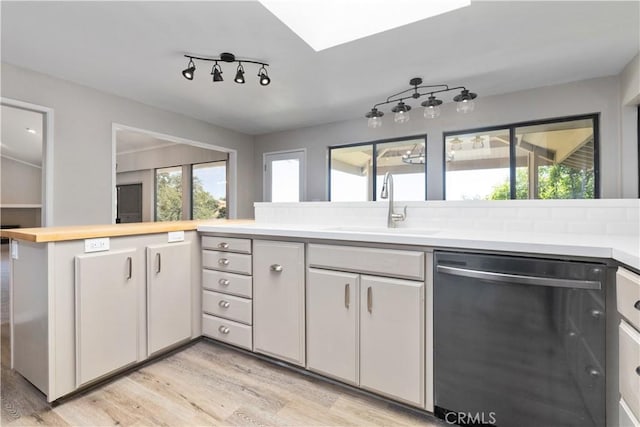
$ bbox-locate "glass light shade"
[424,105,441,119]
[368,116,382,128]
[394,110,410,124]
[456,98,475,113]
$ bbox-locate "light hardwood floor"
[0,247,444,427]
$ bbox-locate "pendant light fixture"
[365,77,477,128]
[181,52,270,86]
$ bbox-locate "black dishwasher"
[434,251,606,427]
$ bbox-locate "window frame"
[442,113,600,200]
[328,134,427,201]
[190,159,229,220]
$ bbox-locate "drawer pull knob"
[218,242,229,249]
[636,366,640,377]
[589,309,603,319]
[270,264,283,272]
[218,258,230,266]
[218,326,230,334]
[219,278,230,286]
[634,300,640,311]
[218,300,230,308]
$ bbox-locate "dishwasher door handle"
[436,265,601,290]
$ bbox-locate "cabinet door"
[147,242,192,355]
[75,249,139,386]
[307,268,359,384]
[360,275,424,407]
[253,240,305,365]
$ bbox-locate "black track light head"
[234,63,245,84]
[258,66,270,86]
[182,59,196,80]
[211,63,223,82]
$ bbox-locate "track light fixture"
[181,52,270,86]
[182,59,196,80]
[365,77,478,128]
[234,63,245,84]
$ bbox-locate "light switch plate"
[85,237,110,253]
[168,231,185,242]
[10,240,18,259]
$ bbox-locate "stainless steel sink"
[325,226,439,235]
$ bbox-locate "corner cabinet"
[253,240,305,366]
[146,242,192,355]
[75,248,141,387]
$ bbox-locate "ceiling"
[116,130,177,154]
[1,1,638,135]
[1,105,43,167]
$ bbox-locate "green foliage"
[192,176,226,219]
[489,165,594,200]
[156,172,182,221]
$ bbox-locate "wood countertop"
[0,219,256,243]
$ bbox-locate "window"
[264,150,305,202]
[155,166,182,221]
[192,161,227,219]
[444,115,598,200]
[329,136,426,201]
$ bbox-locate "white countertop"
[197,223,640,271]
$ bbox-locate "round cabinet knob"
[636,366,640,377]
[218,278,230,286]
[634,300,640,311]
[218,300,230,308]
[218,242,229,249]
[589,309,603,319]
[218,258,230,266]
[270,264,283,272]
[218,326,230,334]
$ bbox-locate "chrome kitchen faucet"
[380,172,407,228]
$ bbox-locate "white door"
[263,150,305,202]
[359,275,425,407]
[307,268,359,384]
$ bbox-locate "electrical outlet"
[84,237,110,253]
[10,240,18,259]
[168,231,185,243]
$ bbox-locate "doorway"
[116,183,142,223]
[263,149,306,202]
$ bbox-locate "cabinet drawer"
[202,314,252,351]
[308,244,424,280]
[620,320,640,421]
[203,269,252,298]
[621,398,640,427]
[618,267,640,331]
[203,290,252,325]
[202,236,251,254]
[203,250,252,275]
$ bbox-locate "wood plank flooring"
[0,246,445,426]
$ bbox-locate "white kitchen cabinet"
[306,267,425,407]
[74,248,140,387]
[146,242,192,355]
[307,268,359,384]
[360,275,424,407]
[253,240,305,366]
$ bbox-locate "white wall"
[255,75,634,201]
[1,156,41,204]
[1,63,255,225]
[117,142,227,173]
[620,53,640,198]
[1,156,42,227]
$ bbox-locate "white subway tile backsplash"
[254,200,638,241]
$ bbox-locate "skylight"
[259,0,471,51]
